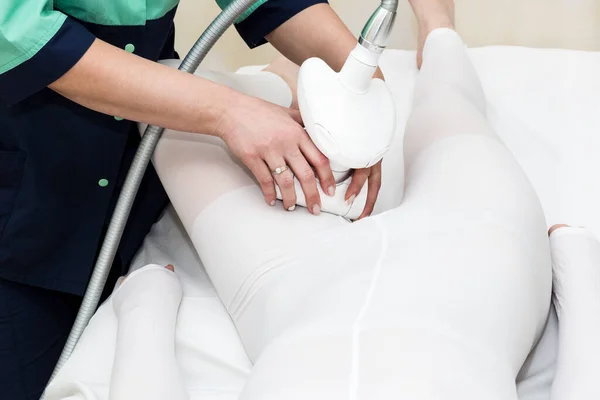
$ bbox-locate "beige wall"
[174,0,600,71]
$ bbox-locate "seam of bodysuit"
[348,218,389,400]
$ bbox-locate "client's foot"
[263,56,300,109]
[548,224,600,399]
[408,0,455,68]
[113,264,182,316]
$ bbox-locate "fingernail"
[327,186,335,196]
[346,194,356,205]
[312,204,321,215]
[269,200,276,206]
[287,205,296,211]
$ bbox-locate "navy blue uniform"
[0,1,327,398]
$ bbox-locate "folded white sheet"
[46,46,600,400]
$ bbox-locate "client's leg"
[549,225,600,400]
[109,265,187,400]
[371,1,551,397]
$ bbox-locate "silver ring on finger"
[271,165,289,176]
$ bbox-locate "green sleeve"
[0,0,68,74]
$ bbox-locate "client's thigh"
[144,68,350,347]
[375,137,551,397]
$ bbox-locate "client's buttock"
[235,214,548,399]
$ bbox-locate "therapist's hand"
[217,95,336,214]
[345,161,383,220]
[261,55,386,218]
[344,70,385,220]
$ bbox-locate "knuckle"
[295,126,308,137]
[281,175,295,189]
[241,148,258,161]
[298,168,316,183]
[315,154,330,168]
[255,143,270,155]
[259,137,279,153]
[260,175,274,187]
[270,136,284,148]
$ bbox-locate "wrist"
[194,84,238,140]
[205,86,249,141]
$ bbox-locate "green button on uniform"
[114,116,123,121]
[125,43,135,53]
[98,179,109,187]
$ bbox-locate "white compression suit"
[550,227,600,400]
[107,28,553,400]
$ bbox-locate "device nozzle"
[359,6,397,53]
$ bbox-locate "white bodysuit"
[106,28,554,400]
[549,227,600,400]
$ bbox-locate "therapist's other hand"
[345,160,383,220]
[342,71,384,220]
[217,96,336,214]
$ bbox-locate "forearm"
[49,39,241,136]
[266,3,357,72]
[266,3,383,79]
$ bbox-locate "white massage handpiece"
[277,43,396,219]
[297,44,396,173]
[275,176,369,220]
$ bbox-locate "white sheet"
[46,46,600,400]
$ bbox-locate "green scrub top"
[0,0,265,75]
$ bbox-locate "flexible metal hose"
[46,0,259,388]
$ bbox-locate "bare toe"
[549,224,571,236]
